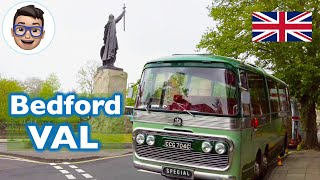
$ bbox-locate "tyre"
[261,153,268,177]
[280,134,288,157]
[253,153,263,180]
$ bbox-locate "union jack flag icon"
[252,12,312,42]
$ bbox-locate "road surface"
[0,154,279,180]
[0,156,67,180]
[0,154,167,180]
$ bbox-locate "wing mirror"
[127,87,134,98]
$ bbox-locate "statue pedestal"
[94,68,128,96]
[90,68,132,134]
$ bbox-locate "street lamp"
[127,83,134,98]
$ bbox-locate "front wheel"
[253,154,263,180]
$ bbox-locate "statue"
[100,5,126,70]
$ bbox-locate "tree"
[23,77,43,97]
[77,61,100,98]
[38,73,61,99]
[126,79,140,106]
[198,0,320,149]
[0,78,24,122]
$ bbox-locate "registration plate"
[163,140,192,150]
[162,167,193,179]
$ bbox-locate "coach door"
[240,71,271,145]
[247,72,270,129]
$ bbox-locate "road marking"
[15,158,47,164]
[60,170,69,174]
[0,157,16,160]
[0,155,46,164]
[54,166,63,170]
[72,153,132,164]
[0,155,18,159]
[67,166,95,179]
[82,173,93,178]
[1,157,46,164]
[0,155,16,160]
[62,164,95,179]
[138,169,160,175]
[49,162,79,179]
[75,169,85,173]
[65,174,76,179]
[69,165,78,169]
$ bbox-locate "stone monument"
[91,5,131,134]
[94,69,127,96]
[95,5,127,96]
[100,5,126,71]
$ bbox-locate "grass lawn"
[91,133,132,143]
[89,133,133,149]
[5,133,132,151]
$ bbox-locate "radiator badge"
[173,117,183,127]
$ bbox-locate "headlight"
[136,134,145,145]
[146,135,155,146]
[215,142,226,154]
[201,141,213,153]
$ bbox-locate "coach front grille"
[133,130,232,171]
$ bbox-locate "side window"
[240,72,248,90]
[267,79,280,113]
[247,73,269,115]
[240,72,251,116]
[278,84,289,111]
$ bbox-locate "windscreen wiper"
[172,101,195,117]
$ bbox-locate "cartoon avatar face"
[11,15,45,50]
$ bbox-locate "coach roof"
[145,54,287,86]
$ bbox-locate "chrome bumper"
[133,160,236,180]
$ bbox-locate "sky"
[0,0,214,92]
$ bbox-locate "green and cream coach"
[131,54,291,180]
